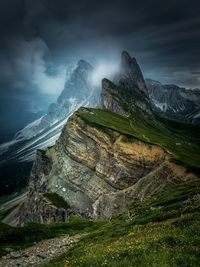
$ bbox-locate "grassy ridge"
[76,108,200,169]
[42,180,200,267]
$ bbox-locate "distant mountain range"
[146,79,200,124]
[0,52,199,195]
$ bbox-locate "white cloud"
[90,60,119,87]
[24,38,66,95]
[2,36,66,96]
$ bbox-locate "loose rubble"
[0,234,83,267]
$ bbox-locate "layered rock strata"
[19,108,198,224]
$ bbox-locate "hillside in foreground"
[46,180,200,267]
[0,179,199,266]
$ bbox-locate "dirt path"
[0,234,83,267]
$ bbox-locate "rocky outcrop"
[114,51,148,95]
[101,79,130,117]
[102,52,200,125]
[19,150,70,225]
[19,108,198,224]
[0,234,83,266]
[101,78,151,117]
[101,51,151,116]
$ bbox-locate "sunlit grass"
[1,180,199,266]
[41,180,200,267]
[76,108,200,169]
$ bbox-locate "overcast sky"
[0,0,200,132]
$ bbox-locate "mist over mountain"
[2,51,199,229]
[0,51,200,197]
[0,2,200,266]
[0,0,200,137]
[0,57,115,194]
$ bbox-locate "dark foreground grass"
[43,193,71,210]
[76,108,200,169]
[41,179,200,267]
[0,180,200,266]
[0,217,106,257]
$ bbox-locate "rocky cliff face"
[101,52,200,125]
[19,108,198,224]
[101,51,151,116]
[114,51,148,95]
[146,79,200,124]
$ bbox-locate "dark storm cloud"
[0,0,200,131]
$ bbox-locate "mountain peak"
[121,50,132,64]
[114,51,148,95]
[77,59,93,70]
[121,51,139,71]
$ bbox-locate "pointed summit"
[114,51,148,95]
[101,51,151,117]
[121,50,132,66]
[57,59,93,105]
[77,59,93,70]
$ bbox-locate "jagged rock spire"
[114,51,148,95]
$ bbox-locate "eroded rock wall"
[20,110,198,224]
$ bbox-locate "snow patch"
[14,116,44,141]
[0,140,20,155]
[194,111,200,119]
[153,100,168,112]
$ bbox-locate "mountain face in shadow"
[0,51,200,196]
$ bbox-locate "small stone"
[10,251,21,259]
[4,247,14,252]
[36,254,46,259]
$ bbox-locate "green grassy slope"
[1,180,199,266]
[76,108,200,169]
[42,179,200,267]
[0,218,105,257]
